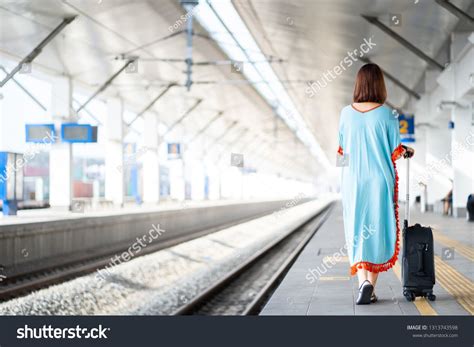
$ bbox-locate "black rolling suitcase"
[401,156,436,302]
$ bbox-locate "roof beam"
[385,100,403,114]
[126,83,176,128]
[0,66,47,110]
[435,0,474,24]
[119,29,185,57]
[359,57,421,99]
[361,15,444,70]
[215,135,264,167]
[73,98,103,125]
[236,135,262,155]
[163,98,203,137]
[203,121,239,154]
[0,17,76,87]
[76,59,136,113]
[213,128,249,164]
[185,111,223,146]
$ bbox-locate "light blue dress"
[338,104,403,275]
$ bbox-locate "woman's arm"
[392,144,404,161]
[392,145,415,161]
[388,111,414,161]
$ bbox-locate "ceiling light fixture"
[191,0,331,170]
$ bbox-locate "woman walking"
[337,63,414,305]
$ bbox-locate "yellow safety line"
[392,263,438,316]
[433,230,474,261]
[336,223,472,315]
[434,256,474,315]
[431,227,474,314]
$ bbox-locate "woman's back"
[338,104,400,182]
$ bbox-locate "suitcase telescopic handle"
[405,157,410,227]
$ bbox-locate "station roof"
[0,0,472,179]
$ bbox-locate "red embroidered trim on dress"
[350,143,403,275]
[391,143,405,161]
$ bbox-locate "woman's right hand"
[402,145,415,158]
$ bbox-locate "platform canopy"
[0,0,472,179]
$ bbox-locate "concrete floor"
[261,202,473,316]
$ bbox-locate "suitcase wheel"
[426,292,436,301]
[403,290,416,302]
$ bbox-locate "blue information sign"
[398,114,415,143]
[25,124,55,143]
[61,123,98,143]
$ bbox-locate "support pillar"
[424,126,452,211]
[142,112,160,204]
[49,77,73,210]
[451,104,474,218]
[105,97,124,206]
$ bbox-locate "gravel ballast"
[0,197,333,315]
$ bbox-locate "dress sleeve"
[389,117,403,160]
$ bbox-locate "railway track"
[0,210,278,301]
[172,203,334,315]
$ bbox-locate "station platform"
[261,202,473,316]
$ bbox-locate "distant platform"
[261,202,473,316]
[0,198,305,278]
[0,198,300,226]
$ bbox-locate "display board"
[25,124,55,143]
[61,124,98,143]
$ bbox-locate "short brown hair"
[353,63,387,104]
